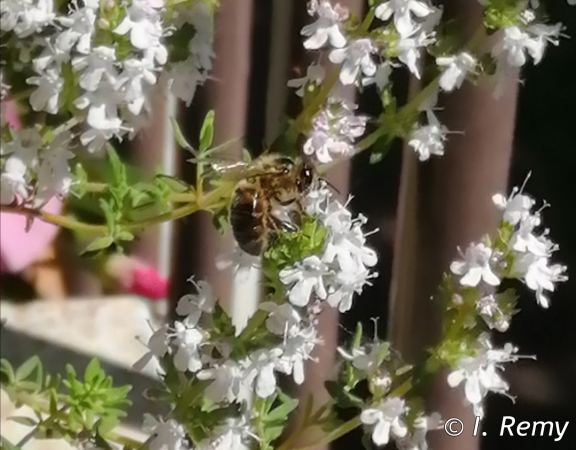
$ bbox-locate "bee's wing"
[209,161,257,182]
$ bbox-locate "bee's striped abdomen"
[229,185,266,256]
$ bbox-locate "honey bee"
[218,153,316,256]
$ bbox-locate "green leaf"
[266,396,299,422]
[83,236,114,253]
[352,323,363,348]
[263,425,284,443]
[0,359,15,384]
[8,416,37,427]
[241,148,252,163]
[97,416,119,435]
[106,144,127,186]
[155,174,193,194]
[212,207,229,236]
[14,356,41,384]
[170,117,194,152]
[199,110,215,152]
[84,358,103,384]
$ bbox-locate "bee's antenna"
[319,177,341,195]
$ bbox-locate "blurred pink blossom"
[105,254,168,300]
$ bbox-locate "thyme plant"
[0,1,572,449]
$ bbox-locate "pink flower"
[105,254,168,300]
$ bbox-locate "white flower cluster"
[292,0,564,164]
[361,396,443,449]
[451,187,567,311]
[447,334,532,419]
[445,185,567,418]
[302,98,369,163]
[279,184,378,312]
[491,8,563,98]
[0,128,74,206]
[0,0,214,206]
[134,276,323,450]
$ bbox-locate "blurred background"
[1,1,575,449]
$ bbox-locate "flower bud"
[105,254,168,300]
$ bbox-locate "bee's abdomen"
[230,186,266,256]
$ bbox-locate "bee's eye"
[278,157,294,172]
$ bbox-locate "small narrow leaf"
[84,358,102,384]
[199,110,215,152]
[83,236,114,253]
[8,416,38,427]
[170,117,194,152]
[14,356,41,383]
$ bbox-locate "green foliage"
[0,357,131,449]
[264,216,328,271]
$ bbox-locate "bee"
[218,153,316,256]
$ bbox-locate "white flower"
[72,46,118,92]
[450,243,501,287]
[475,295,511,332]
[1,129,40,204]
[329,38,377,85]
[275,326,321,384]
[197,360,254,404]
[396,29,433,78]
[198,417,252,450]
[287,63,326,97]
[375,0,434,37]
[303,100,367,163]
[492,190,535,226]
[0,0,55,38]
[170,319,206,373]
[337,342,382,372]
[133,324,170,372]
[524,22,562,65]
[408,110,447,161]
[259,302,302,337]
[74,81,123,136]
[362,61,393,90]
[326,267,375,312]
[116,58,157,115]
[114,0,164,50]
[437,52,476,92]
[279,255,330,306]
[143,414,188,450]
[395,412,443,450]
[301,0,348,50]
[32,38,70,72]
[187,3,214,71]
[216,244,260,282]
[512,254,567,308]
[56,0,97,54]
[509,214,549,256]
[360,397,408,446]
[447,337,525,418]
[163,59,207,107]
[34,131,74,207]
[26,68,63,115]
[175,278,215,325]
[248,349,282,398]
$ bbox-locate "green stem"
[290,417,362,450]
